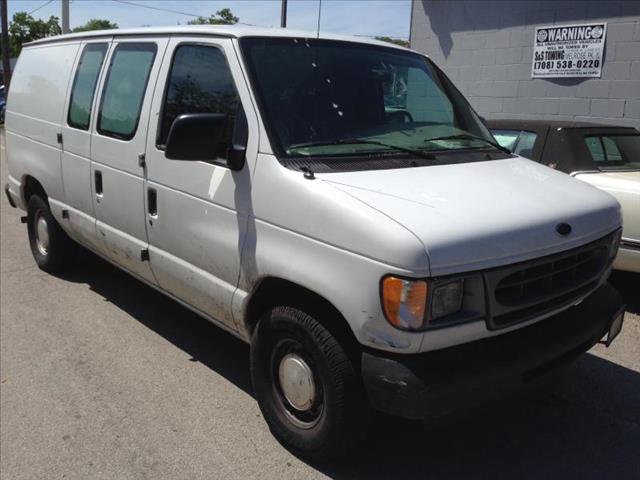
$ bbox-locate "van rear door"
[89,38,169,283]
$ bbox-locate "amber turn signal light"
[381,276,428,330]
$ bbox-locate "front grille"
[484,233,614,329]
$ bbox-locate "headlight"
[610,230,622,259]
[381,276,427,330]
[381,276,465,330]
[430,280,464,320]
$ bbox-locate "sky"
[6,0,412,39]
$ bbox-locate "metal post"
[61,0,70,33]
[1,0,11,90]
[280,0,287,28]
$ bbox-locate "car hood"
[573,170,640,193]
[573,170,640,242]
[322,157,621,275]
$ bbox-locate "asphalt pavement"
[1,128,639,479]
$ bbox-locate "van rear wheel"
[27,195,76,273]
[250,306,370,461]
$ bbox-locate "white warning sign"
[532,23,606,78]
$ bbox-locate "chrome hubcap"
[278,353,316,412]
[35,214,50,255]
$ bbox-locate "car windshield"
[584,134,640,171]
[240,37,497,161]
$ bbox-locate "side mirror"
[165,113,226,162]
[165,112,247,171]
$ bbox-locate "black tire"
[27,195,76,273]
[250,306,370,462]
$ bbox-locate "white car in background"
[490,119,640,273]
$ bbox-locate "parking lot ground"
[1,128,639,479]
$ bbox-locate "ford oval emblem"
[556,222,572,236]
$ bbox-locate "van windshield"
[240,37,498,164]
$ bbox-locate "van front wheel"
[250,306,369,461]
[27,195,75,273]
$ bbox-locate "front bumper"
[361,283,624,419]
[613,243,640,273]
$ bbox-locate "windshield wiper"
[422,133,512,155]
[289,138,436,160]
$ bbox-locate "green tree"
[73,19,118,33]
[375,36,410,48]
[9,12,61,57]
[188,8,238,25]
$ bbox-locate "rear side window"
[98,43,157,140]
[157,44,239,154]
[584,134,640,171]
[68,43,108,130]
[602,137,623,161]
[585,136,605,161]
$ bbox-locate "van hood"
[322,157,621,275]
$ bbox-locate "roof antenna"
[316,0,322,39]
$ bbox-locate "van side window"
[68,43,108,130]
[157,44,239,156]
[98,43,157,140]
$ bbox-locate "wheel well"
[245,277,361,357]
[22,176,47,205]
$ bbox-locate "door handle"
[147,188,157,217]
[94,170,103,197]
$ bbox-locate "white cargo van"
[4,26,626,461]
